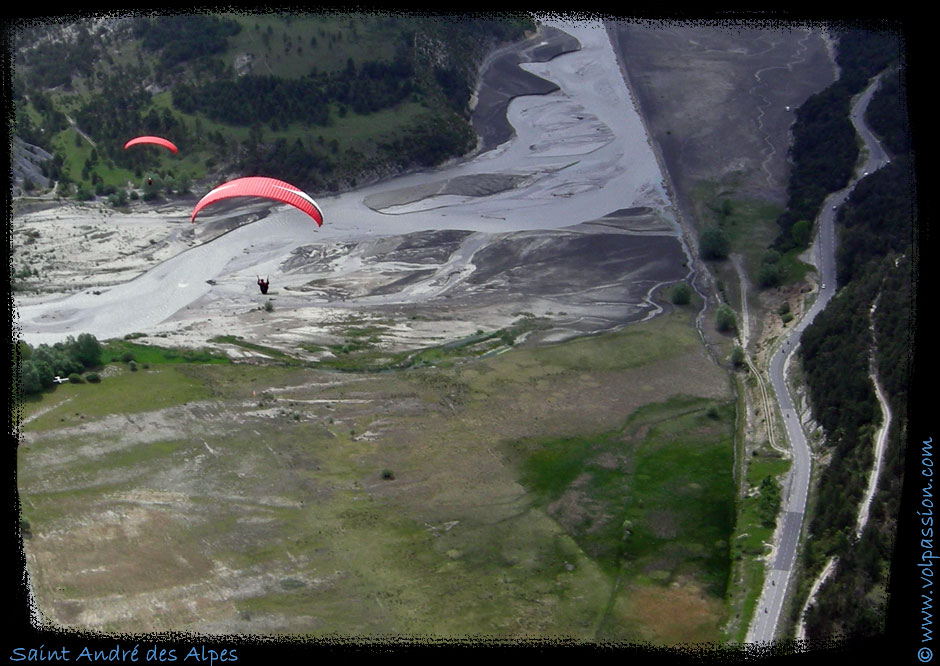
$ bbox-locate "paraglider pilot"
[257,276,269,295]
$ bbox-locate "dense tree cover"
[232,107,475,192]
[13,14,533,198]
[804,522,892,639]
[381,109,477,168]
[773,29,902,251]
[71,64,186,174]
[773,87,857,251]
[12,84,68,154]
[835,158,913,285]
[174,75,331,128]
[413,15,535,116]
[756,264,780,289]
[17,334,103,396]
[132,15,242,69]
[699,227,730,261]
[15,22,99,89]
[800,279,879,461]
[789,27,909,640]
[871,253,912,405]
[800,253,911,639]
[865,67,909,156]
[168,16,519,130]
[830,28,903,92]
[172,56,414,128]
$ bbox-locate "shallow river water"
[16,18,676,346]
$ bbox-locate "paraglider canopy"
[124,136,179,153]
[191,176,324,226]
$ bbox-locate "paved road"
[747,73,890,644]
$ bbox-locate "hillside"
[10,14,917,651]
[11,12,535,198]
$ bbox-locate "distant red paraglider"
[124,135,179,153]
[190,176,324,226]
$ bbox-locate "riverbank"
[14,19,681,356]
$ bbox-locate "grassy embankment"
[685,181,802,642]
[19,305,748,642]
[691,181,815,317]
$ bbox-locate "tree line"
[791,30,912,639]
[772,29,901,252]
[17,334,103,396]
[13,14,533,200]
[799,251,911,639]
[132,14,242,69]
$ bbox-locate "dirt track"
[17,18,841,642]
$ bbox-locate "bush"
[791,219,813,247]
[381,469,396,480]
[757,263,781,288]
[19,361,42,395]
[72,332,102,367]
[86,373,101,383]
[716,304,737,333]
[761,249,781,265]
[757,476,781,528]
[670,282,692,305]
[67,372,84,383]
[108,189,129,207]
[700,227,730,261]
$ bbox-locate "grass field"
[690,180,818,297]
[19,306,742,641]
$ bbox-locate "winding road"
[746,72,891,644]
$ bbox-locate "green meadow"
[19,307,747,642]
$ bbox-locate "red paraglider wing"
[190,177,324,226]
[124,136,179,153]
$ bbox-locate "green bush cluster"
[17,333,102,396]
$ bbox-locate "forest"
[12,13,534,197]
[790,27,913,639]
[772,29,901,252]
[11,14,915,642]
